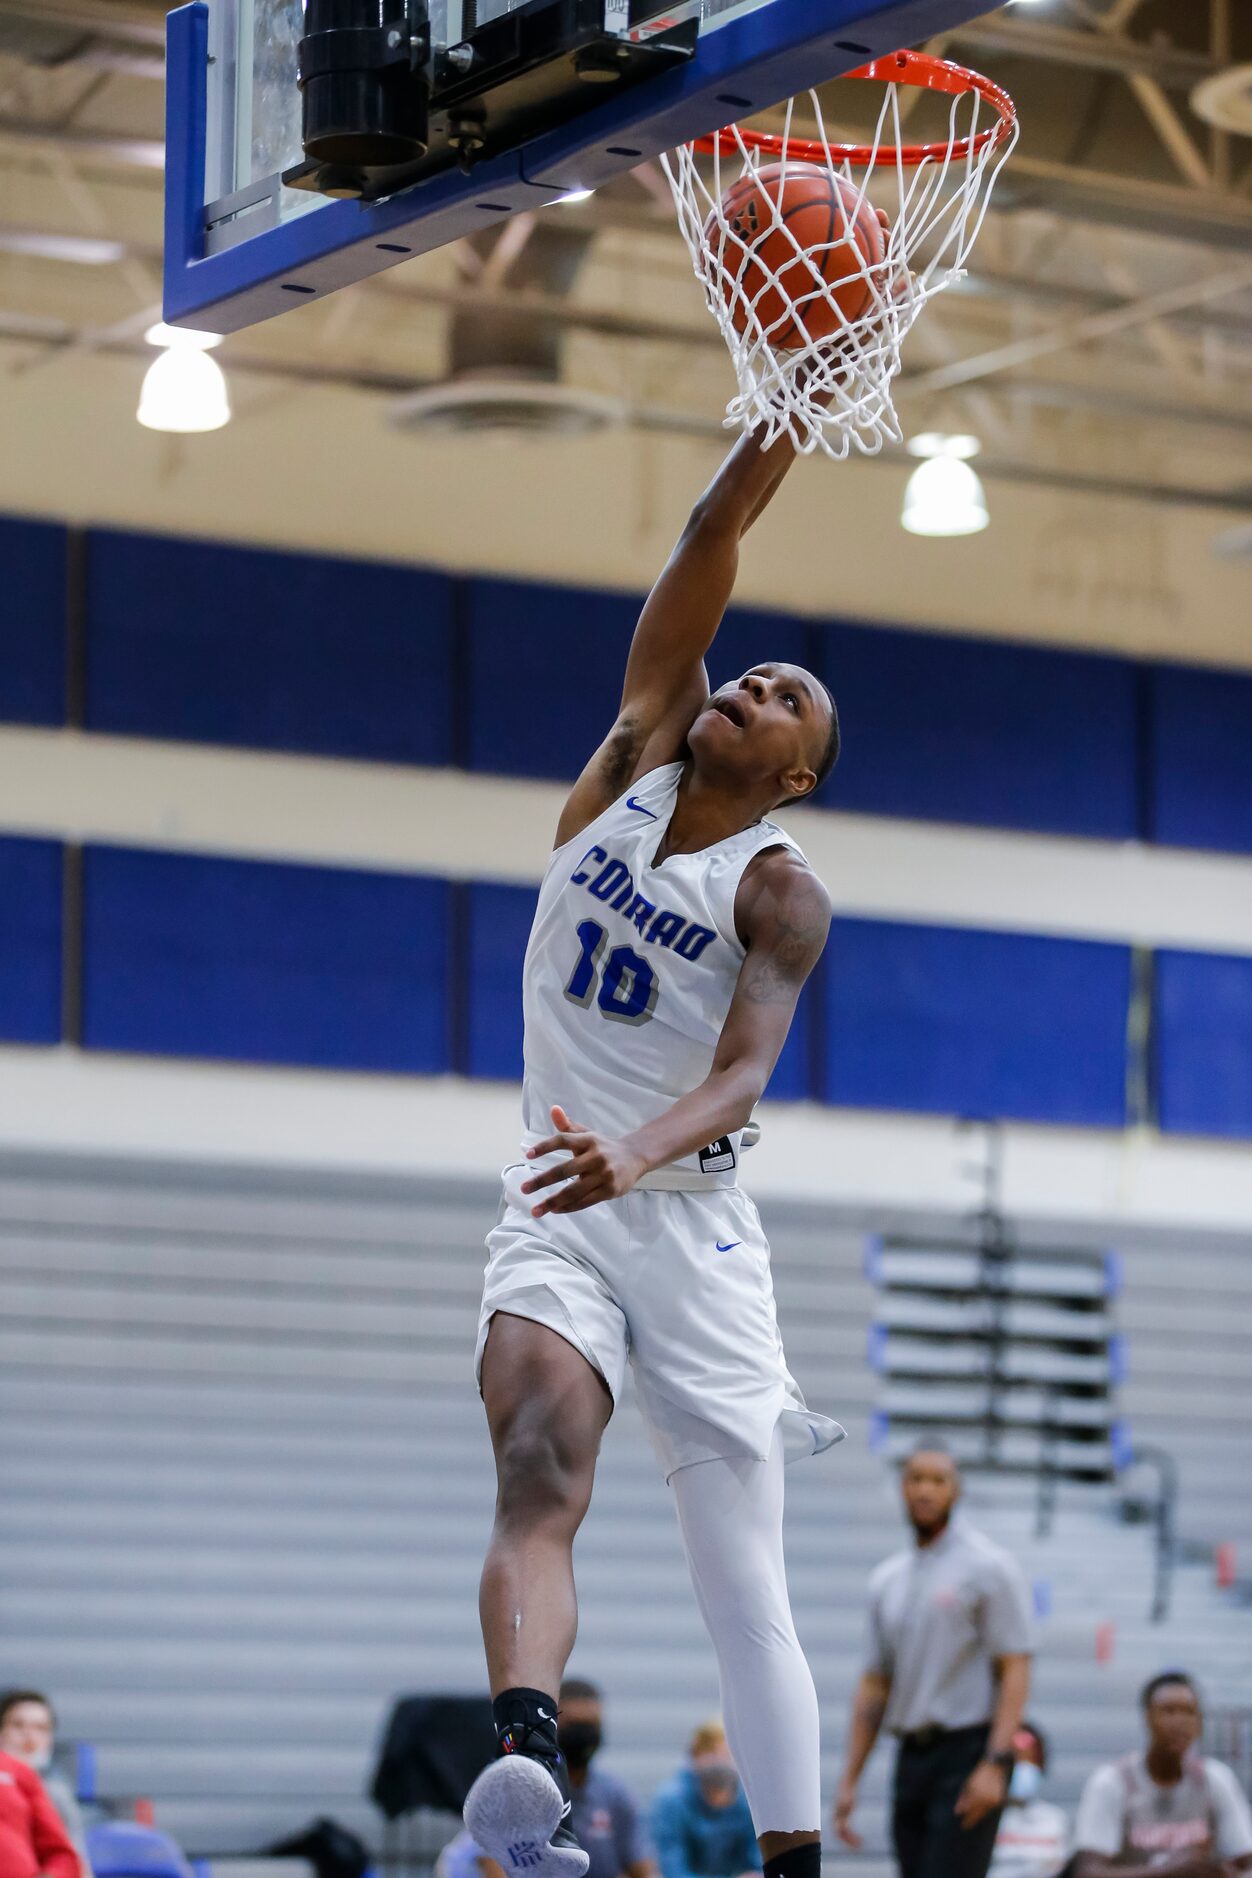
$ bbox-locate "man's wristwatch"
[988,1749,1016,1780]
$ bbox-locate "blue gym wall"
[2,515,1250,1136]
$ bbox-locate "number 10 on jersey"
[564,919,658,1027]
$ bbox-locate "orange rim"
[690,49,1017,169]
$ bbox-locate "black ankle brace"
[763,1843,821,1878]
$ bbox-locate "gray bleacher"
[0,1149,1248,1863]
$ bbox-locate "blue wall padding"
[1155,949,1252,1138]
[82,846,449,1072]
[466,875,810,1102]
[84,531,454,764]
[812,621,1139,836]
[762,982,811,1103]
[467,881,536,1082]
[700,605,812,702]
[822,916,1131,1126]
[466,577,809,782]
[1147,665,1252,855]
[0,836,62,1044]
[467,578,636,781]
[0,516,66,725]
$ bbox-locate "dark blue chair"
[87,1822,195,1878]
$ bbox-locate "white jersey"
[520,761,806,1187]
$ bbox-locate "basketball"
[709,162,889,350]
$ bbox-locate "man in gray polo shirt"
[834,1447,1033,1878]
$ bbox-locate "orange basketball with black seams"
[708,162,889,350]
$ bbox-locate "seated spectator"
[991,1724,1069,1878]
[1071,1671,1252,1878]
[0,1746,80,1878]
[558,1679,654,1878]
[0,1693,91,1878]
[651,1722,759,1878]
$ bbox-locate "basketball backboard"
[164,0,1003,336]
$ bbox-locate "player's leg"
[669,1426,823,1878]
[479,1310,614,1694]
[466,1311,613,1878]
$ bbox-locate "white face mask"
[1009,1762,1043,1804]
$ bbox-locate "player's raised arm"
[553,425,801,848]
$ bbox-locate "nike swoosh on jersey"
[625,796,659,819]
[715,1240,742,1252]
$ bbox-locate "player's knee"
[495,1417,592,1528]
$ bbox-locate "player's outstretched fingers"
[522,1142,592,1196]
[543,1179,607,1216]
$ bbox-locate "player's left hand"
[953,1759,1008,1830]
[521,1105,648,1216]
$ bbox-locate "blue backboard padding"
[1147,664,1252,855]
[822,916,1131,1125]
[82,846,449,1072]
[85,530,453,765]
[466,578,809,782]
[1155,950,1252,1138]
[467,880,537,1082]
[813,621,1139,835]
[0,516,66,725]
[165,0,1003,333]
[0,836,62,1044]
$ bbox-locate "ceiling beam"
[2,302,1250,512]
[1125,72,1214,190]
[1001,154,1252,252]
[0,116,164,168]
[0,0,164,48]
[949,15,1217,89]
[908,261,1252,394]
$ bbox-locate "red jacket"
[0,1753,79,1878]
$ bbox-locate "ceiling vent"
[389,371,625,436]
[389,217,622,436]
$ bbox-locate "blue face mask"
[1010,1762,1043,1804]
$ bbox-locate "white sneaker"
[464,1754,589,1878]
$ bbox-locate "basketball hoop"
[661,51,1019,461]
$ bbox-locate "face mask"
[697,1764,739,1805]
[1009,1762,1043,1804]
[560,1724,601,1771]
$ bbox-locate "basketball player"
[464,423,843,1878]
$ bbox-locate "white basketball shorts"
[475,1159,844,1480]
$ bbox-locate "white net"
[661,64,1018,461]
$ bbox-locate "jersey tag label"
[699,1136,736,1173]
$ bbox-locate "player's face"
[689,663,827,804]
[901,1451,960,1532]
[1146,1684,1202,1757]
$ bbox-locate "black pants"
[891,1724,1004,1878]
